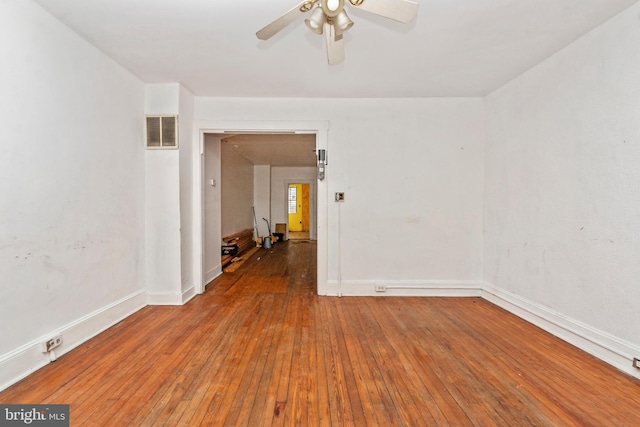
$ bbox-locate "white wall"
[0,0,146,389]
[254,165,271,238]
[145,84,182,301]
[145,83,196,303]
[203,135,222,285]
[484,3,640,372]
[195,98,485,294]
[221,143,255,238]
[178,86,196,295]
[270,167,317,240]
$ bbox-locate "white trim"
[181,285,197,304]
[147,293,183,305]
[482,282,640,379]
[204,265,223,287]
[0,290,147,392]
[147,285,197,306]
[325,280,483,297]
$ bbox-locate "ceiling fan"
[256,0,419,65]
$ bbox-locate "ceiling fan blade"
[256,1,312,40]
[325,24,345,65]
[351,0,419,23]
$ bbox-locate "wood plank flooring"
[287,231,310,240]
[1,240,639,425]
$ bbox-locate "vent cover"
[146,115,178,149]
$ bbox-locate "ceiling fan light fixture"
[257,0,419,65]
[326,0,341,12]
[321,0,344,17]
[333,10,354,36]
[305,6,326,35]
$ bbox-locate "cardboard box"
[275,223,287,240]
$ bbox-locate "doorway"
[288,183,310,240]
[194,120,330,296]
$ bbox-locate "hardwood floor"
[1,240,639,426]
[287,231,310,240]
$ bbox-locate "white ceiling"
[33,0,639,98]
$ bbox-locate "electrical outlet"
[633,358,640,369]
[42,335,63,353]
[375,284,386,292]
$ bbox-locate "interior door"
[288,183,310,233]
[288,184,302,232]
[300,184,310,232]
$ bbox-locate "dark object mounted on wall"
[317,148,326,180]
[146,115,178,149]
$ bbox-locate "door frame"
[192,120,329,295]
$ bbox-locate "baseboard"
[482,282,640,379]
[0,289,147,392]
[147,285,199,306]
[204,265,222,288]
[181,285,197,304]
[325,280,483,297]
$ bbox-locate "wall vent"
[146,115,178,149]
